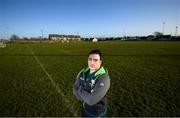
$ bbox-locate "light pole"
[162,22,165,40]
[41,29,43,39]
[175,26,178,39]
[163,22,165,34]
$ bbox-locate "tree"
[22,37,29,40]
[10,34,20,40]
[153,32,163,37]
[153,32,163,40]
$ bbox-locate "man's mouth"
[90,65,94,68]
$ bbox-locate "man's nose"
[90,60,95,64]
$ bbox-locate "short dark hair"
[88,49,102,60]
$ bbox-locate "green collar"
[82,66,107,77]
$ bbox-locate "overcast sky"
[0,0,180,38]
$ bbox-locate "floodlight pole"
[41,29,43,39]
[175,26,178,39]
[162,22,165,40]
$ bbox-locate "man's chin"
[90,68,98,72]
[89,67,94,70]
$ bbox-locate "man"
[73,49,110,117]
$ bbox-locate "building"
[92,38,98,42]
[49,34,81,43]
[0,42,6,48]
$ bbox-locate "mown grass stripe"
[26,45,78,117]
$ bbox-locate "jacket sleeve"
[73,73,83,101]
[78,73,110,106]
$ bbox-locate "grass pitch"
[0,41,179,116]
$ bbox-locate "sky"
[0,0,180,39]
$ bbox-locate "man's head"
[88,49,102,72]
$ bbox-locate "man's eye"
[93,59,98,62]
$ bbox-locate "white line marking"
[26,45,78,117]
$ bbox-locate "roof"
[49,34,81,38]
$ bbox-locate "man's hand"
[78,86,83,95]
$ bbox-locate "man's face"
[88,54,102,71]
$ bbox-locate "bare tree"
[10,34,20,40]
[153,32,163,39]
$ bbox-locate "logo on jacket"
[100,83,104,87]
[89,79,95,88]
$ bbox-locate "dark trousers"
[81,107,107,117]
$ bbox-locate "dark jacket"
[73,66,110,116]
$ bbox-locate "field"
[0,41,180,116]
